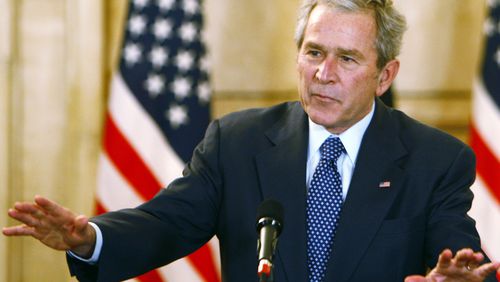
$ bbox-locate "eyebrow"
[303,41,366,61]
[303,41,324,51]
[336,48,365,60]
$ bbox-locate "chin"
[309,112,336,127]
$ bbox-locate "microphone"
[256,199,284,282]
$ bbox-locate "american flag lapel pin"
[379,181,391,188]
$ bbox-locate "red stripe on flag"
[100,114,220,281]
[470,125,500,204]
[103,114,162,200]
[137,270,166,282]
[95,199,106,215]
[188,245,220,282]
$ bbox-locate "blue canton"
[120,0,211,163]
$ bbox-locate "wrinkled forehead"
[304,4,377,46]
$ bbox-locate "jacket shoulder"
[217,101,302,133]
[389,107,473,158]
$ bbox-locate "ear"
[375,59,400,97]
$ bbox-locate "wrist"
[70,225,96,259]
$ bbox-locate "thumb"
[405,275,428,282]
[74,215,90,234]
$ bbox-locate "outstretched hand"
[405,248,500,282]
[2,195,96,258]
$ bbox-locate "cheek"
[348,71,378,96]
[298,72,312,98]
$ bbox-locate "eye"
[306,49,322,58]
[340,55,356,63]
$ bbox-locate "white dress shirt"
[306,102,375,199]
[70,102,375,264]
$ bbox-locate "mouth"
[311,92,340,103]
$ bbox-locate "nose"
[315,57,338,84]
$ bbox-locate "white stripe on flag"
[472,78,500,159]
[157,258,205,282]
[209,237,222,276]
[109,74,185,187]
[469,177,500,261]
[96,153,144,210]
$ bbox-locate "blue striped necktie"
[307,136,345,282]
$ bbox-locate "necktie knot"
[320,137,345,163]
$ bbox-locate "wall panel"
[2,0,105,281]
[0,0,13,281]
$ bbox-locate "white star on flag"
[197,82,211,104]
[145,73,165,97]
[157,0,175,11]
[171,77,191,100]
[150,46,168,69]
[153,18,173,40]
[175,51,194,71]
[487,0,499,7]
[134,0,150,9]
[129,15,147,36]
[123,43,142,65]
[484,18,495,36]
[179,22,197,42]
[200,55,210,72]
[183,0,199,15]
[166,104,189,128]
[495,48,500,66]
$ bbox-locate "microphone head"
[256,199,284,233]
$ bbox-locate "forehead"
[304,4,377,52]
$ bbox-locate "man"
[3,0,500,281]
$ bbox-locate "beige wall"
[1,0,105,281]
[0,0,487,281]
[205,0,301,92]
[0,1,13,281]
[395,0,487,93]
[205,0,487,95]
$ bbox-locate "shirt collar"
[308,101,375,164]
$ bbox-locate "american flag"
[469,0,500,270]
[95,0,220,281]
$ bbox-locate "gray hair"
[294,0,407,69]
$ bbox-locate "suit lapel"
[325,100,408,282]
[255,102,309,282]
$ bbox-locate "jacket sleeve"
[424,145,497,281]
[67,120,224,282]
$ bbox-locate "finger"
[2,225,36,237]
[12,201,43,215]
[455,248,474,268]
[34,195,62,215]
[13,202,47,221]
[475,262,500,278]
[436,249,453,269]
[7,208,40,227]
[34,196,76,224]
[11,203,48,228]
[404,275,428,282]
[467,252,485,269]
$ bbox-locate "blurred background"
[0,0,495,281]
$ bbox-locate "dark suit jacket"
[68,99,491,281]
